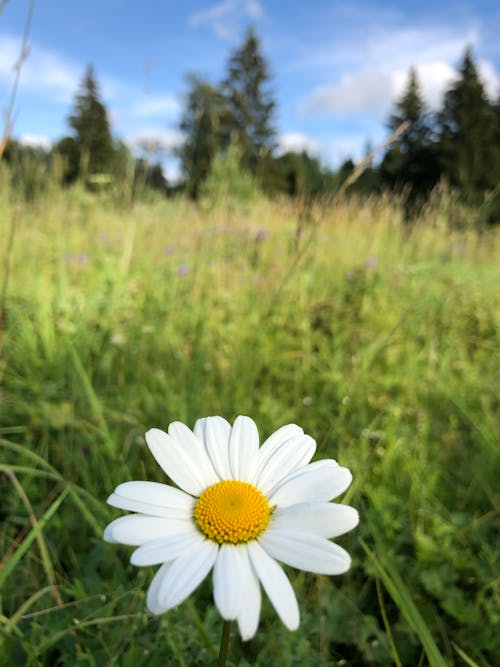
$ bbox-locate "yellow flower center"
[194,480,271,544]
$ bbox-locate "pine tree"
[438,48,497,203]
[381,67,439,204]
[178,75,228,198]
[67,65,114,178]
[223,27,276,174]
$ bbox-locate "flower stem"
[216,620,231,667]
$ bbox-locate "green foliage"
[1,138,53,201]
[265,151,337,198]
[223,26,276,174]
[381,68,440,209]
[178,75,229,199]
[178,28,276,198]
[56,65,115,183]
[201,142,260,209]
[0,186,498,665]
[438,48,499,206]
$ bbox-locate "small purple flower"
[77,253,88,265]
[177,264,191,276]
[255,229,268,243]
[364,256,378,270]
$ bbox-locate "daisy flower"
[104,416,358,640]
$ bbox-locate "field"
[0,182,499,666]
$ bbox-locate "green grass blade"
[0,486,69,590]
[361,539,448,667]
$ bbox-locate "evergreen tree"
[268,151,331,198]
[53,136,80,184]
[381,67,439,204]
[178,75,228,198]
[222,27,276,174]
[67,65,114,178]
[438,48,497,203]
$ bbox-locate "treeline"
[2,28,500,220]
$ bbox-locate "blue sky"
[1,0,499,179]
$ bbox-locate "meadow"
[0,179,498,666]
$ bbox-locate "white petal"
[247,541,299,631]
[236,546,261,641]
[155,540,218,612]
[268,460,352,507]
[194,416,232,479]
[259,530,351,574]
[258,424,304,461]
[107,481,194,518]
[271,502,359,538]
[213,544,244,620]
[146,561,172,614]
[255,434,316,495]
[131,528,205,566]
[114,480,194,508]
[103,514,191,546]
[145,427,217,496]
[253,424,304,482]
[229,416,260,482]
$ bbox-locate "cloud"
[477,59,500,99]
[305,62,461,117]
[19,133,53,150]
[306,68,393,117]
[0,34,128,106]
[188,0,263,38]
[130,129,184,155]
[189,0,235,27]
[302,23,500,117]
[278,132,320,155]
[0,35,80,104]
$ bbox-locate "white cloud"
[303,24,500,117]
[278,132,320,155]
[19,133,52,150]
[0,34,128,106]
[130,129,184,155]
[477,59,500,99]
[0,35,80,103]
[306,67,392,117]
[244,0,263,19]
[189,0,235,27]
[188,0,263,38]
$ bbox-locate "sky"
[1,0,500,180]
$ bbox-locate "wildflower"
[110,332,126,346]
[364,256,378,270]
[176,264,191,276]
[104,416,358,640]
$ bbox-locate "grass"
[0,181,499,665]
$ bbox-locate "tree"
[178,75,228,198]
[438,48,498,203]
[268,151,331,198]
[134,159,168,195]
[222,27,276,175]
[381,67,440,205]
[66,65,115,179]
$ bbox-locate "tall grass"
[1,180,498,666]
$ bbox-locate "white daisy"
[104,416,358,640]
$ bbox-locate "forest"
[2,28,500,223]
